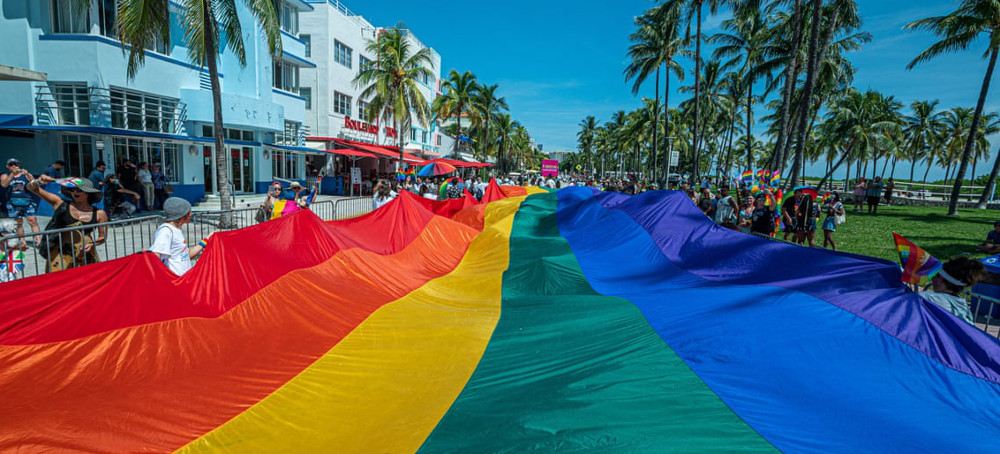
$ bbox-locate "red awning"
[308,138,427,164]
[422,158,490,168]
[326,148,378,159]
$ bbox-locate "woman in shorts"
[822,193,845,250]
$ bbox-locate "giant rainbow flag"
[1,185,999,452]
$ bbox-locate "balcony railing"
[35,85,188,135]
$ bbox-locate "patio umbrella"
[418,162,457,177]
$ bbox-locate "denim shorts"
[6,202,37,219]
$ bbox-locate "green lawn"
[832,204,998,262]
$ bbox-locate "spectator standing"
[150,197,208,276]
[866,176,884,215]
[852,178,867,212]
[102,174,142,217]
[42,160,66,178]
[88,161,107,189]
[976,221,1000,254]
[137,162,154,211]
[697,187,714,216]
[117,159,142,211]
[27,176,107,272]
[917,258,985,325]
[821,193,845,250]
[884,178,896,205]
[1,159,40,248]
[151,163,168,210]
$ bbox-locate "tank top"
[714,196,737,224]
[8,174,32,205]
[52,203,100,233]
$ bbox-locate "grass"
[830,203,998,262]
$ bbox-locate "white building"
[300,0,444,172]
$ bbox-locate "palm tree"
[709,5,774,172]
[815,89,898,189]
[626,4,687,183]
[906,0,1000,214]
[663,0,727,180]
[768,0,806,171]
[433,70,477,158]
[902,100,945,183]
[104,0,281,213]
[577,116,598,174]
[470,84,509,170]
[355,27,435,167]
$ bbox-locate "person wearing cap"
[27,175,108,271]
[976,221,1000,254]
[1,158,40,248]
[917,257,985,325]
[150,197,208,276]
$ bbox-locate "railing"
[34,85,188,134]
[0,198,361,282]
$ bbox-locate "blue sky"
[353,0,994,181]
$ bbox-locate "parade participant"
[28,176,107,272]
[782,188,812,245]
[713,186,739,229]
[750,191,777,236]
[821,192,845,251]
[866,176,884,215]
[917,258,984,324]
[884,178,896,206]
[150,197,208,276]
[373,180,397,209]
[257,182,283,223]
[1,158,40,248]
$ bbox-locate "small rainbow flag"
[892,232,942,284]
[770,170,782,188]
[741,170,754,185]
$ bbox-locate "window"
[97,0,169,54]
[51,0,89,34]
[359,55,374,72]
[421,131,427,143]
[110,87,179,132]
[111,137,180,182]
[225,128,253,141]
[50,82,90,126]
[435,134,441,146]
[357,100,368,119]
[301,34,311,58]
[411,128,417,141]
[271,150,299,180]
[61,134,94,178]
[334,41,352,68]
[276,121,301,146]
[299,87,311,110]
[333,92,351,116]
[273,59,299,93]
[280,2,298,35]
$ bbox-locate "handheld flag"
[0,251,24,275]
[770,170,782,188]
[741,170,754,185]
[892,232,943,284]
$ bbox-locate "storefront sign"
[344,117,379,135]
[541,159,559,177]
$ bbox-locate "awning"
[0,115,32,127]
[326,148,377,159]
[423,158,490,169]
[313,137,426,164]
[264,143,324,154]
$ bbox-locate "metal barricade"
[332,197,372,220]
[0,214,164,281]
[185,206,262,244]
[308,200,336,221]
[968,292,1000,339]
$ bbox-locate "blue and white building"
[300,0,444,162]
[0,0,317,207]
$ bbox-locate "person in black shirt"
[781,188,812,245]
[750,192,777,236]
[977,220,1000,254]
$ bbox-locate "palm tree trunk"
[909,149,918,183]
[661,61,672,184]
[652,67,660,182]
[746,79,753,169]
[889,157,897,179]
[977,145,1000,208]
[949,46,999,214]
[203,0,232,219]
[771,0,804,172]
[692,1,703,180]
[971,157,977,186]
[454,115,462,159]
[922,160,932,185]
[817,140,855,190]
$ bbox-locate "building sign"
[541,159,558,177]
[344,117,378,135]
[350,167,362,185]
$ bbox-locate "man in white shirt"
[150,197,208,276]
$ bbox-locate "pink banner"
[541,160,558,177]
